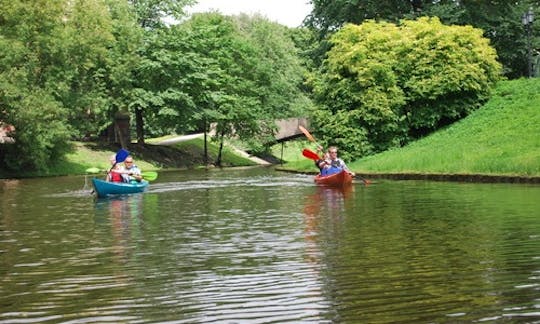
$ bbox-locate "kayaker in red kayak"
[317,146,355,177]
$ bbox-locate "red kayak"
[314,169,353,187]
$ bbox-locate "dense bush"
[309,17,502,160]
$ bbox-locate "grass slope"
[0,137,256,178]
[349,78,540,176]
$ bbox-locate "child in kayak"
[106,154,124,182]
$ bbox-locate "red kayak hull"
[314,169,353,187]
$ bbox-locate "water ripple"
[2,172,540,323]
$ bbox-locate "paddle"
[139,171,158,181]
[85,148,158,181]
[85,167,158,181]
[85,167,101,174]
[298,125,323,151]
[302,148,321,161]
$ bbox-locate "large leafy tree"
[127,0,194,145]
[0,0,124,171]
[232,14,313,148]
[421,1,537,78]
[191,13,313,158]
[177,13,268,164]
[137,12,312,163]
[62,0,137,139]
[305,0,537,78]
[309,18,502,160]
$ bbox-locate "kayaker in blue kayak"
[122,156,143,183]
[318,146,355,177]
[106,154,124,182]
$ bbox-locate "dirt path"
[155,134,271,165]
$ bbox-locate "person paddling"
[318,146,355,177]
[121,156,142,183]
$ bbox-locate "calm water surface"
[1,167,539,323]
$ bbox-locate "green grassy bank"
[3,78,539,180]
[0,137,256,178]
[282,78,540,178]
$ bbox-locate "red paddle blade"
[302,148,321,161]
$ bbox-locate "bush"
[309,17,502,159]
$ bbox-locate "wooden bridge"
[156,117,310,146]
[272,117,310,143]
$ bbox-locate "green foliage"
[0,0,144,172]
[422,1,535,79]
[103,0,142,122]
[309,17,502,159]
[137,12,312,152]
[234,14,311,118]
[305,0,537,79]
[310,20,406,156]
[0,0,75,170]
[136,12,263,140]
[1,90,72,171]
[397,18,502,134]
[129,0,195,28]
[61,0,119,138]
[3,0,310,173]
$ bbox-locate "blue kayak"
[92,178,149,198]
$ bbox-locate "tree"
[0,0,146,171]
[232,14,313,150]
[0,0,120,171]
[181,13,270,165]
[62,0,128,140]
[0,1,70,170]
[136,12,312,164]
[305,0,537,78]
[309,18,502,160]
[127,0,195,145]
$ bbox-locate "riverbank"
[0,137,260,179]
[1,79,538,182]
[278,78,540,183]
[276,166,540,184]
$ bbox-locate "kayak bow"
[314,169,353,187]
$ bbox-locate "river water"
[1,167,539,323]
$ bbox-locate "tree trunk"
[113,111,130,148]
[114,123,127,149]
[203,118,208,165]
[410,0,422,13]
[135,107,144,145]
[216,130,224,167]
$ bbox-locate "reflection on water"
[1,169,539,323]
[94,195,144,264]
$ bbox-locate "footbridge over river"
[155,118,311,164]
[155,117,310,165]
[156,117,310,146]
[271,117,310,143]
